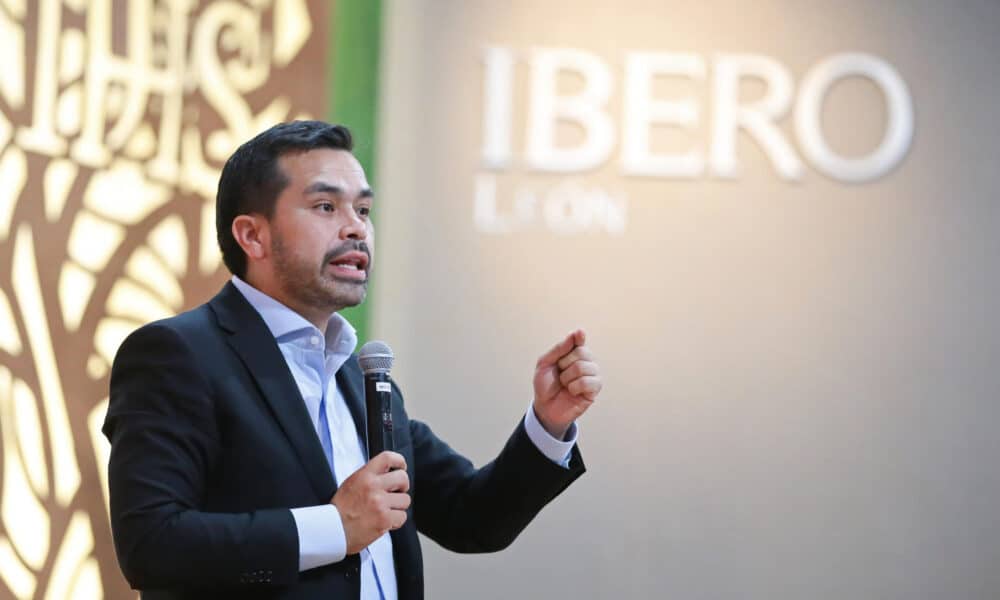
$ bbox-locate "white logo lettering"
[476,47,915,234]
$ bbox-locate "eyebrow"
[303,182,374,198]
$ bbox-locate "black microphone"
[358,341,395,459]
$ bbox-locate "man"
[104,121,602,599]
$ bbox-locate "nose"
[340,207,367,240]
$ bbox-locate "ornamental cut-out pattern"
[0,1,328,597]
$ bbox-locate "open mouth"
[327,250,369,281]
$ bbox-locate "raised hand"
[532,329,602,440]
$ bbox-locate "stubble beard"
[271,233,369,315]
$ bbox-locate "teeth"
[335,263,359,270]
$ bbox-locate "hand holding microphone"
[331,451,410,554]
[330,341,410,554]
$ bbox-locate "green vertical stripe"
[328,0,382,346]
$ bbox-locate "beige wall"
[374,1,1000,598]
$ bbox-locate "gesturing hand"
[532,329,602,440]
[331,451,411,555]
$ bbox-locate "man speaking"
[103,121,603,599]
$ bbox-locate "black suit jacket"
[103,282,585,599]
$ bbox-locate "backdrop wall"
[372,2,1000,599]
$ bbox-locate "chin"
[343,295,366,308]
[332,289,367,309]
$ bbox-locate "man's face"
[267,148,374,316]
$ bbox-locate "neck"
[240,272,334,334]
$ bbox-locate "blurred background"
[1,1,998,598]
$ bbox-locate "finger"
[389,507,408,530]
[370,451,407,473]
[558,361,599,386]
[557,344,594,370]
[536,331,577,369]
[387,491,412,511]
[567,375,602,398]
[379,469,411,493]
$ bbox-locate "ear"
[231,214,270,263]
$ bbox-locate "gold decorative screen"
[0,1,328,597]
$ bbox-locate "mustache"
[322,240,371,268]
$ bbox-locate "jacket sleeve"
[409,412,586,553]
[103,322,299,590]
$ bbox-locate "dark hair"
[215,120,354,278]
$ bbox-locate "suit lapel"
[209,282,337,502]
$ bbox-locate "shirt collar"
[230,275,357,355]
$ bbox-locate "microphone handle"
[364,372,395,459]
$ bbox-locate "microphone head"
[358,340,394,375]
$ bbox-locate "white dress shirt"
[231,276,576,599]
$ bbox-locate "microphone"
[358,341,395,459]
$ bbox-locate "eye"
[358,206,371,218]
[316,202,334,213]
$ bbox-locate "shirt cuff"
[289,505,347,571]
[524,404,577,468]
